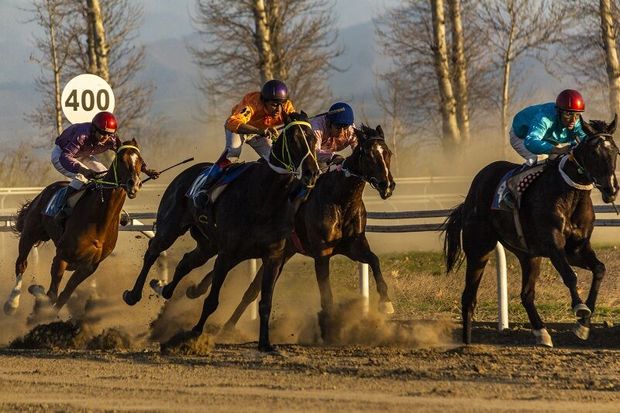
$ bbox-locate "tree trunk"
[500,1,516,159]
[600,0,620,117]
[86,0,109,82]
[252,0,275,84]
[448,0,470,144]
[430,0,461,149]
[46,0,63,135]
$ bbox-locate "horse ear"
[580,116,596,137]
[354,127,366,143]
[131,138,138,147]
[608,113,617,134]
[301,110,308,120]
[376,125,385,139]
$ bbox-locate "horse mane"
[587,119,607,133]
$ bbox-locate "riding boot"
[54,186,78,226]
[194,163,227,208]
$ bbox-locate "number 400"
[64,89,110,111]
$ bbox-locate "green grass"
[275,248,620,324]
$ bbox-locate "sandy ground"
[0,323,619,413]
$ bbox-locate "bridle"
[93,144,142,194]
[268,120,319,185]
[341,137,389,191]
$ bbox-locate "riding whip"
[142,157,194,183]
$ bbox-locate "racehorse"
[443,116,619,347]
[4,140,148,315]
[185,125,397,341]
[122,112,320,352]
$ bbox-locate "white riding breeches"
[51,145,107,190]
[225,124,272,162]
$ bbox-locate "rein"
[93,144,141,190]
[268,121,319,183]
[562,132,615,191]
[340,138,385,191]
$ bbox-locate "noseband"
[94,145,142,192]
[566,132,617,191]
[341,137,388,190]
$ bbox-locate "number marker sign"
[61,74,115,124]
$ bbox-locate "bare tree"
[600,0,620,117]
[26,0,75,137]
[448,0,470,144]
[86,0,110,81]
[477,0,570,149]
[191,0,342,112]
[431,0,461,148]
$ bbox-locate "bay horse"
[122,112,320,352]
[443,117,619,347]
[185,125,397,341]
[4,140,148,315]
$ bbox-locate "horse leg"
[314,256,336,343]
[567,242,606,340]
[461,223,496,345]
[123,225,187,305]
[186,269,215,299]
[222,265,264,330]
[345,235,393,314]
[4,235,38,315]
[156,243,216,300]
[192,254,242,336]
[54,266,97,310]
[516,254,552,347]
[546,232,587,317]
[257,256,286,352]
[47,255,69,303]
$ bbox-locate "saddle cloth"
[492,164,544,211]
[186,162,254,206]
[43,186,87,217]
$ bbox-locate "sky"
[0,0,402,147]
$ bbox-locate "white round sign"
[61,74,115,124]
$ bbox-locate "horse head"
[349,124,395,199]
[576,115,619,203]
[112,138,145,199]
[270,111,320,188]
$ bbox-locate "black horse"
[185,125,396,340]
[443,116,619,347]
[123,112,320,351]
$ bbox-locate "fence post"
[495,242,509,331]
[358,263,370,315]
[248,259,258,321]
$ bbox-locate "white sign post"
[61,74,115,124]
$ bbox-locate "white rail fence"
[2,205,620,330]
[2,180,620,330]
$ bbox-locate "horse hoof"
[149,279,165,297]
[3,301,18,316]
[573,323,590,340]
[186,284,199,299]
[122,290,139,306]
[28,284,46,298]
[258,343,279,354]
[532,328,553,348]
[378,301,395,315]
[573,303,591,319]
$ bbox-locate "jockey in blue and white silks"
[510,90,587,165]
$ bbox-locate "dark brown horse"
[122,112,320,352]
[4,140,147,315]
[185,125,396,340]
[443,117,619,347]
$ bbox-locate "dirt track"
[0,323,618,412]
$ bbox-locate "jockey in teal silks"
[503,89,587,208]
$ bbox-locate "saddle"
[43,185,88,217]
[187,162,254,208]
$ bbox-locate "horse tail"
[443,203,464,273]
[13,200,33,235]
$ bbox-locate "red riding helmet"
[92,111,118,134]
[556,89,585,112]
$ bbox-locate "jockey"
[196,79,296,198]
[51,111,159,221]
[504,89,587,208]
[310,102,357,171]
